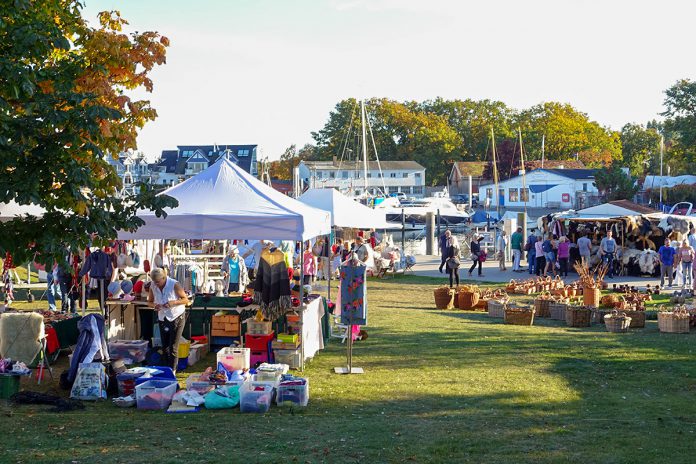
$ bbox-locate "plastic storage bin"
[250,350,269,367]
[239,383,273,413]
[177,357,188,371]
[134,366,177,387]
[108,339,149,363]
[188,344,204,366]
[116,371,145,397]
[277,379,309,407]
[135,379,177,410]
[185,374,214,394]
[247,320,273,335]
[217,347,250,371]
[245,332,275,351]
[273,348,302,370]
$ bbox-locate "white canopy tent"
[118,157,331,241]
[298,188,392,229]
[0,200,45,222]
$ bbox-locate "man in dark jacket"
[438,230,451,273]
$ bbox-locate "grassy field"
[1,275,695,463]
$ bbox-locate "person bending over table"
[148,268,190,373]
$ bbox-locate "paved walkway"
[412,255,680,291]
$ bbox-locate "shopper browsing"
[511,227,523,272]
[678,240,694,288]
[599,230,617,278]
[148,268,190,373]
[658,238,677,288]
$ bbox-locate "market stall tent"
[118,157,331,241]
[298,188,392,229]
[0,200,45,222]
[576,200,657,218]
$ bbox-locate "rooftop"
[302,160,425,170]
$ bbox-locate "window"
[520,188,529,202]
[509,188,519,202]
[415,172,422,178]
[412,186,423,195]
[402,173,409,178]
[367,172,372,178]
[315,171,323,179]
[404,186,412,194]
[390,173,397,178]
[238,149,250,156]
[583,183,588,192]
[388,186,399,194]
[486,188,493,199]
[341,171,348,179]
[378,173,384,178]
[329,171,335,179]
[208,151,213,156]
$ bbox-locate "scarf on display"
[252,248,292,321]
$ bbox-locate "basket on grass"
[657,306,690,334]
[457,285,481,310]
[549,300,569,321]
[433,287,455,310]
[566,305,592,327]
[504,306,535,326]
[487,290,510,318]
[534,292,553,318]
[591,308,611,324]
[623,309,646,328]
[604,310,632,333]
[582,287,601,308]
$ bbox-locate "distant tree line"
[270,80,696,187]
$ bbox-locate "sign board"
[562,193,570,202]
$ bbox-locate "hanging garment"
[339,264,368,325]
[78,250,113,281]
[66,314,108,383]
[253,248,292,320]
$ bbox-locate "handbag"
[446,257,460,270]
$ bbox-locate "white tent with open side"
[118,157,331,241]
[298,188,392,229]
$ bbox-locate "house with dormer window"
[149,144,258,186]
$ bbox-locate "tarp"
[471,210,501,223]
[118,157,331,241]
[298,188,391,229]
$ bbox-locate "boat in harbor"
[375,192,470,229]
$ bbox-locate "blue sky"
[84,0,696,161]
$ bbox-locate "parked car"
[451,194,478,206]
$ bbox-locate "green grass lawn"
[1,275,696,463]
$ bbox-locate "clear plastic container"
[135,379,177,410]
[273,348,302,369]
[277,378,309,407]
[239,383,273,413]
[217,347,250,371]
[108,339,149,363]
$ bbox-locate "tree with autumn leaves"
[0,1,175,266]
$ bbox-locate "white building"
[297,160,426,197]
[106,151,153,195]
[480,168,599,209]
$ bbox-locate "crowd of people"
[439,223,696,290]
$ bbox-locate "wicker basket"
[549,301,568,321]
[582,287,601,307]
[592,308,611,324]
[623,310,646,328]
[458,291,480,310]
[487,300,508,318]
[504,306,535,326]
[534,293,552,318]
[434,287,455,310]
[658,308,690,333]
[566,306,592,327]
[604,310,632,333]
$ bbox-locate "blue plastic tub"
[134,366,177,387]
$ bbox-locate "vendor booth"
[115,157,332,370]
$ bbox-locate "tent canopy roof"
[118,158,331,241]
[298,188,391,229]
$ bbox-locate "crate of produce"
[0,374,21,400]
[245,332,275,351]
[658,308,690,334]
[277,378,309,407]
[211,314,240,337]
[273,348,302,369]
[566,306,592,328]
[108,339,149,364]
[135,379,178,410]
[504,306,535,326]
[239,383,274,413]
[217,346,250,371]
[247,319,273,335]
[433,287,455,310]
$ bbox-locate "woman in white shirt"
[148,268,190,372]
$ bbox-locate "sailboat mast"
[659,135,664,205]
[360,100,369,193]
[491,127,499,217]
[541,134,545,169]
[519,127,527,215]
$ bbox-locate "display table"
[105,299,149,341]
